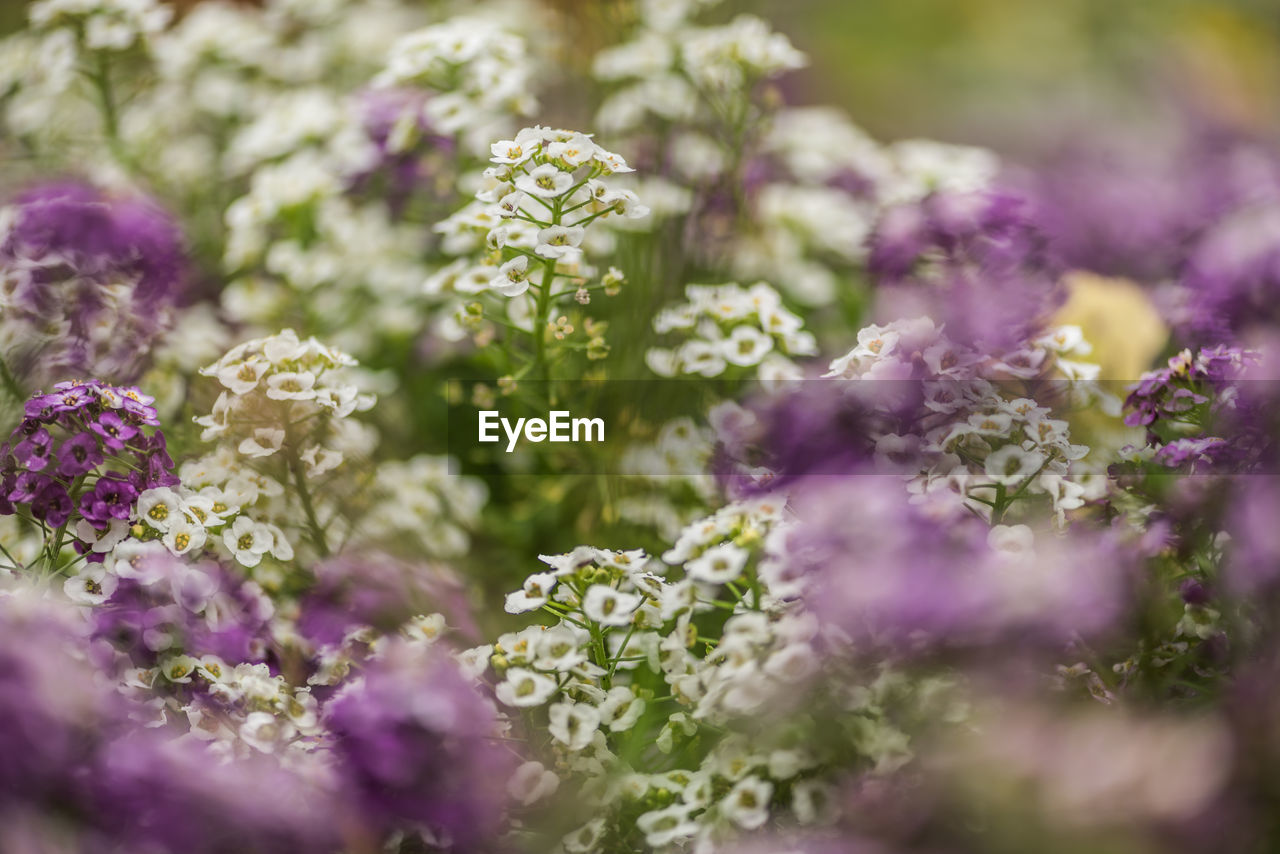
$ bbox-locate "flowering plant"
[0,1,1279,853]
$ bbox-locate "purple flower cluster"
[324,640,513,849]
[0,380,177,539]
[1029,131,1280,284]
[297,552,475,649]
[1123,345,1272,472]
[782,479,1132,655]
[868,189,1062,350]
[0,591,338,854]
[0,181,186,386]
[92,551,275,668]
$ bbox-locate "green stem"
[285,448,329,558]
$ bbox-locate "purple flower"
[91,732,342,854]
[30,482,72,526]
[325,640,512,846]
[0,181,186,385]
[11,428,52,472]
[78,473,138,525]
[784,479,1131,654]
[298,553,476,649]
[89,410,139,449]
[868,189,1063,351]
[8,471,51,503]
[56,432,103,477]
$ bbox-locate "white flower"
[598,686,645,732]
[792,779,833,825]
[238,428,285,458]
[162,517,207,556]
[63,565,117,605]
[490,255,532,297]
[563,818,606,853]
[582,585,642,626]
[490,139,531,165]
[508,760,560,805]
[547,701,600,750]
[136,487,182,532]
[216,359,267,394]
[223,516,274,567]
[546,132,596,167]
[636,804,699,847]
[677,339,727,377]
[538,547,599,576]
[988,523,1035,557]
[241,711,292,753]
[516,164,574,199]
[156,657,198,688]
[505,571,558,614]
[763,642,819,682]
[686,542,748,584]
[533,625,586,671]
[108,540,169,583]
[300,445,343,477]
[265,371,318,401]
[984,445,1047,485]
[722,776,773,829]
[76,517,131,553]
[720,324,774,366]
[534,225,585,260]
[495,667,558,707]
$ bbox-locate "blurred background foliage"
[3,0,1276,160]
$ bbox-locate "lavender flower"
[297,553,475,649]
[0,181,186,386]
[91,552,275,668]
[868,189,1062,351]
[785,479,1131,653]
[325,640,512,848]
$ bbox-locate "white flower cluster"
[358,455,487,559]
[188,330,376,568]
[646,282,816,380]
[29,0,172,52]
[126,655,321,759]
[680,14,807,90]
[593,9,803,134]
[825,317,1108,522]
[374,17,536,148]
[434,126,647,302]
[163,452,295,569]
[472,494,919,851]
[196,328,375,462]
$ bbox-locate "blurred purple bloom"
[325,640,512,848]
[298,553,476,649]
[868,189,1062,351]
[784,479,1131,653]
[0,181,185,386]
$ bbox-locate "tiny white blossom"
[63,565,117,605]
[508,760,560,805]
[686,542,749,584]
[505,571,558,614]
[582,585,642,626]
[495,667,558,707]
[548,701,601,750]
[722,776,773,829]
[516,164,574,199]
